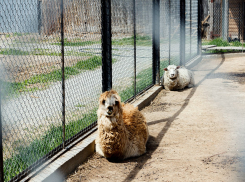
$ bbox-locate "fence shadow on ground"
[121,53,225,182]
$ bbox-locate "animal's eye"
[115,101,119,105]
[102,100,105,104]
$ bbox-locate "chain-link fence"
[0,0,201,181]
[203,0,244,42]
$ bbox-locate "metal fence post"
[133,0,136,97]
[198,0,202,55]
[60,0,66,149]
[168,0,171,65]
[101,0,112,92]
[222,0,229,40]
[0,86,4,182]
[190,0,192,59]
[180,0,186,66]
[38,0,42,35]
[153,0,160,85]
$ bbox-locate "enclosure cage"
[0,0,201,181]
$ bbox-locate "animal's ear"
[176,66,180,69]
[164,68,168,71]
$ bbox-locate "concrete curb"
[202,52,245,58]
[24,85,162,182]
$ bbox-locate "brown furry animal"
[96,90,149,160]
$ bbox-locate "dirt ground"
[66,54,245,182]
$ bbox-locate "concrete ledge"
[203,52,245,59]
[206,46,245,50]
[23,129,97,182]
[24,85,163,182]
[131,86,162,110]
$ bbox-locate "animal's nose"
[171,74,175,77]
[108,106,113,112]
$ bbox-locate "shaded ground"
[67,53,245,181]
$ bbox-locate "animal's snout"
[107,106,113,114]
[171,74,175,77]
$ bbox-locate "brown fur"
[96,90,149,160]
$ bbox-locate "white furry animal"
[162,65,195,91]
[96,90,149,160]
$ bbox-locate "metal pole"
[152,0,160,85]
[190,0,192,59]
[38,0,42,35]
[101,0,112,92]
[133,0,136,97]
[60,0,66,149]
[180,0,186,66]
[169,0,171,65]
[0,84,4,182]
[222,0,229,40]
[198,0,202,55]
[239,3,241,41]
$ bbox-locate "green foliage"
[75,56,102,70]
[112,35,152,46]
[208,38,229,47]
[0,49,30,55]
[3,109,97,181]
[52,39,101,46]
[231,40,243,47]
[3,56,106,96]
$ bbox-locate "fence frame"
[153,0,160,85]
[0,85,3,182]
[101,0,112,92]
[180,0,186,65]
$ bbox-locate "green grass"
[28,67,80,84]
[52,35,152,47]
[52,39,101,46]
[202,38,245,47]
[3,108,97,181]
[2,56,103,97]
[204,49,242,54]
[0,48,92,57]
[112,35,152,46]
[2,56,119,98]
[75,56,102,70]
[207,38,229,47]
[119,59,170,102]
[231,40,243,47]
[0,49,30,56]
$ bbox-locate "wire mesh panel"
[191,0,198,58]
[135,0,153,94]
[160,0,170,78]
[213,0,222,39]
[170,0,180,66]
[185,0,199,64]
[0,0,39,33]
[185,0,191,61]
[0,0,202,180]
[0,0,65,180]
[61,0,101,145]
[229,0,244,41]
[111,0,135,102]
